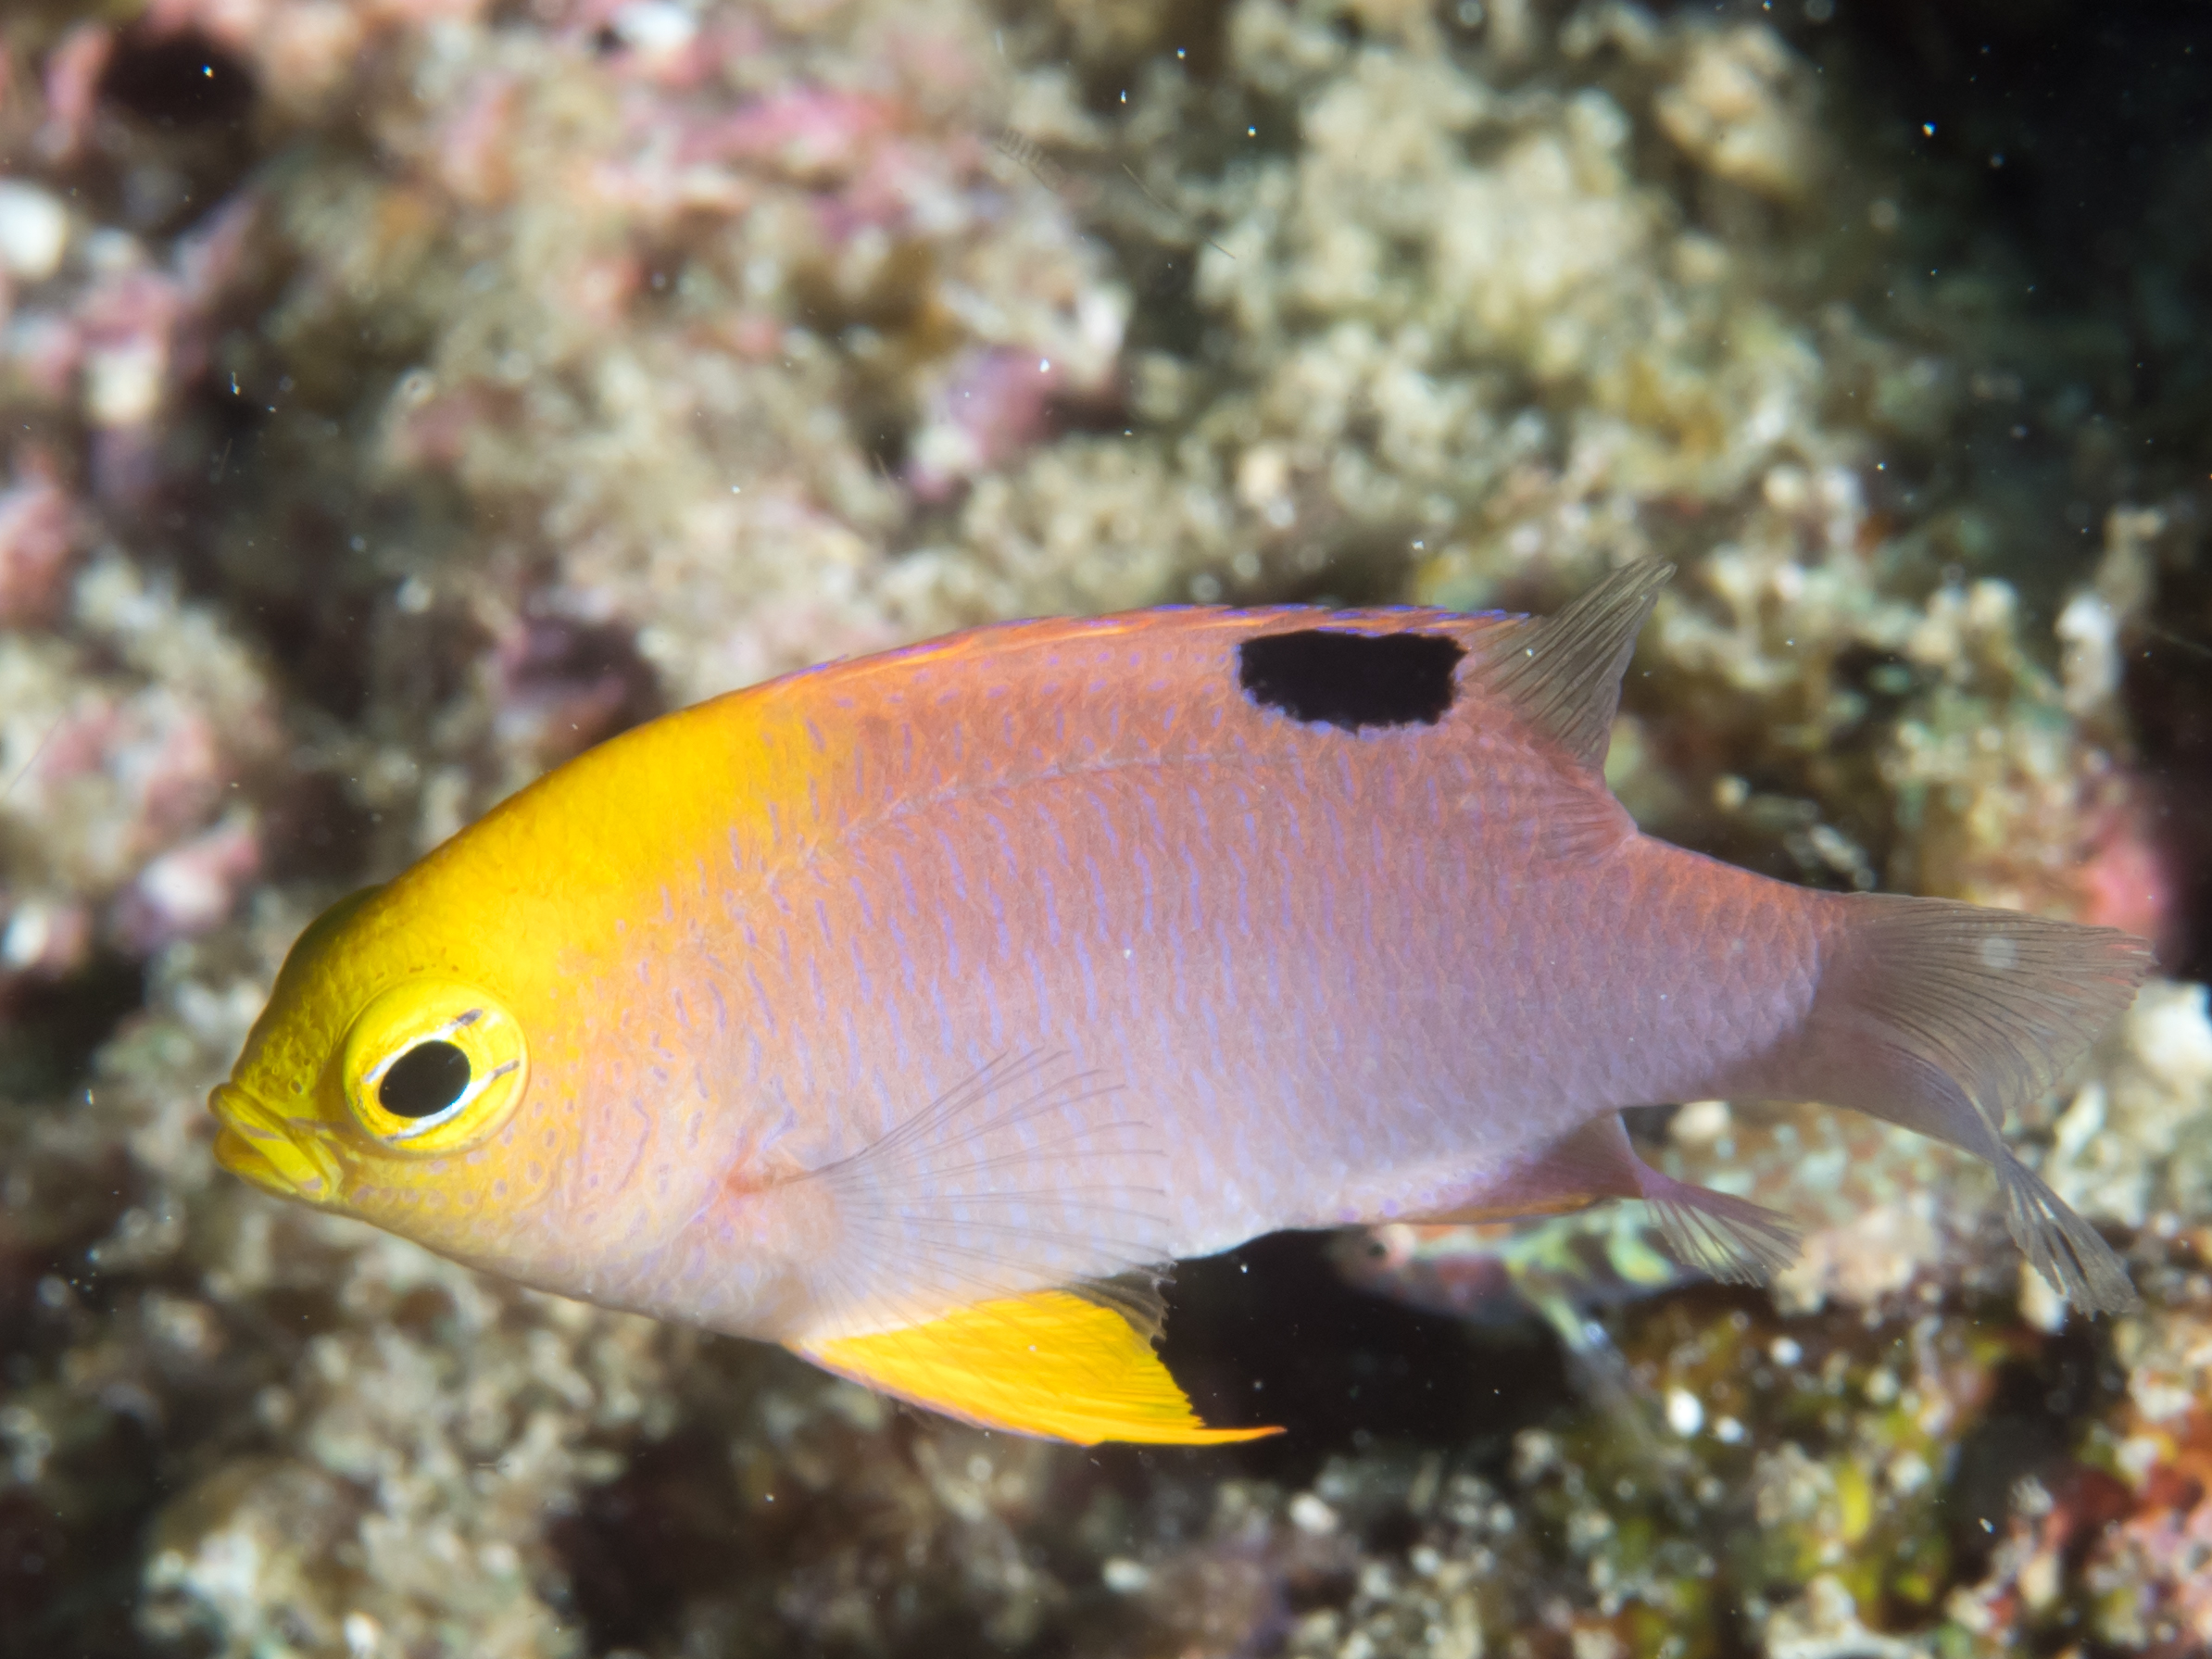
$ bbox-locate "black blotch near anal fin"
[1238,629,1465,731]
[1468,559,1674,770]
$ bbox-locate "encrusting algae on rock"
[211,561,2150,1442]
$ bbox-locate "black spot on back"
[1238,629,1464,731]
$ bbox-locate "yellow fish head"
[209,881,562,1251]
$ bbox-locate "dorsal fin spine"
[1466,559,1675,770]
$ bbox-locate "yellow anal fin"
[793,1290,1281,1447]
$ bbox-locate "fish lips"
[209,1082,341,1200]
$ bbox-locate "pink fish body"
[213,562,2149,1441]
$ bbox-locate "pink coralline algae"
[0,453,79,624]
[6,198,256,503]
[0,660,272,968]
[685,86,906,184]
[113,812,262,954]
[2080,786,2184,965]
[2095,1485,2212,1655]
[32,23,111,163]
[910,346,1075,498]
[2083,1312,2212,1653]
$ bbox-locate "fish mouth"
[209,1082,341,1200]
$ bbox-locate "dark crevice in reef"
[1941,1315,2124,1587]
[1812,0,2210,309]
[0,954,147,1105]
[549,1430,756,1653]
[1789,0,2212,491]
[86,26,262,236]
[1161,1233,1571,1482]
[97,28,258,130]
[2119,511,2212,982]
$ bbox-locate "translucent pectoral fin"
[792,1289,1281,1447]
[795,1053,1179,1338]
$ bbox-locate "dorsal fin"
[793,1288,1281,1445]
[1467,560,1674,770]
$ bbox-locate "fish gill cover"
[0,1,2209,1657]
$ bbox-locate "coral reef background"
[1,0,2209,1653]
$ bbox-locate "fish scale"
[211,563,2152,1444]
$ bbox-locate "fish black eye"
[380,1040,472,1119]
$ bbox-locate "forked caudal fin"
[1802,893,2153,1314]
[793,1288,1281,1445]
